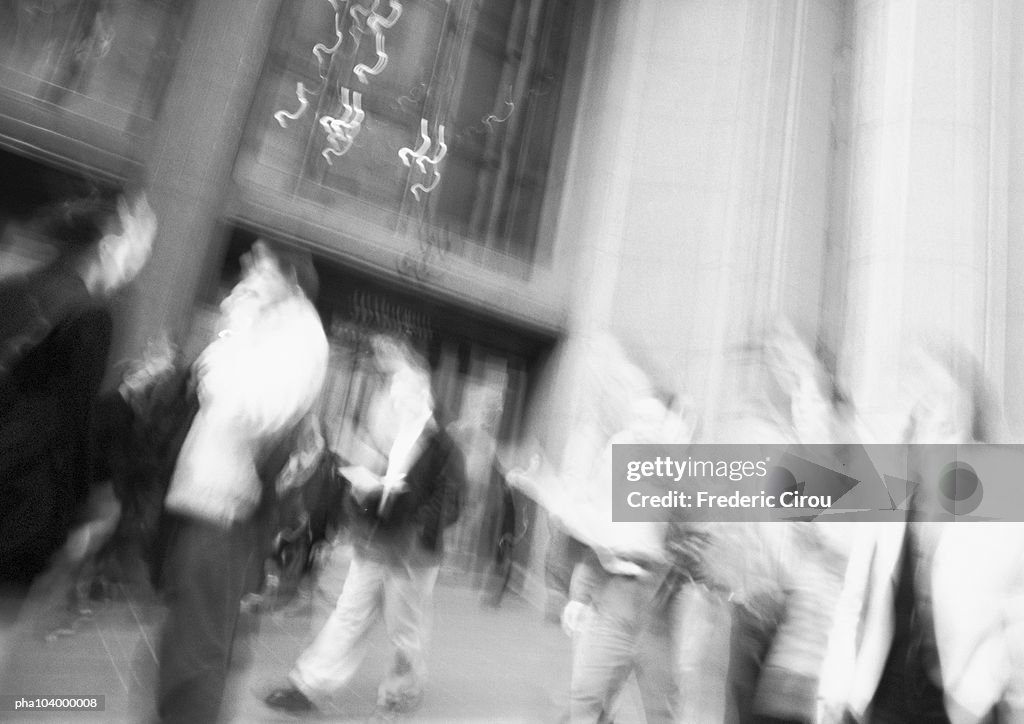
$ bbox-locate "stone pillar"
[122,0,283,361]
[526,0,658,465]
[1003,0,1024,436]
[588,0,843,434]
[532,0,845,439]
[513,0,658,610]
[688,0,844,431]
[839,0,1010,439]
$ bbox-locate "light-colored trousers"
[569,574,676,724]
[290,551,440,708]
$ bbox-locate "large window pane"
[0,1,190,133]
[236,0,582,265]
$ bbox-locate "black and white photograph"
[2,1,1023,722]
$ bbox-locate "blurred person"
[156,240,328,724]
[478,466,525,606]
[66,334,195,601]
[264,335,466,716]
[28,333,187,640]
[509,392,695,723]
[0,150,90,279]
[0,192,156,592]
[540,332,652,622]
[446,381,507,578]
[823,342,1024,724]
[98,333,197,592]
[545,517,591,623]
[739,319,851,446]
[258,413,349,612]
[680,519,840,724]
[678,321,846,724]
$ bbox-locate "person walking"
[156,240,328,723]
[264,335,466,716]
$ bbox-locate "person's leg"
[0,463,62,588]
[288,553,384,704]
[634,605,677,724]
[569,576,643,723]
[673,584,735,723]
[0,582,29,684]
[309,535,353,633]
[156,515,257,724]
[725,603,771,724]
[378,557,441,710]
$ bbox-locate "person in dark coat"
[0,193,156,591]
[75,338,197,600]
[265,335,466,716]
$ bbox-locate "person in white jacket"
[819,344,1024,724]
[510,392,693,723]
[157,240,328,724]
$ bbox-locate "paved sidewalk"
[0,563,597,723]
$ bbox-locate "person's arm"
[505,447,607,550]
[505,427,604,524]
[1004,539,1024,719]
[505,457,571,520]
[562,550,604,637]
[414,433,467,545]
[816,525,876,720]
[568,549,602,605]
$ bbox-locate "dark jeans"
[726,604,818,724]
[156,514,260,724]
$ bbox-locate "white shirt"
[165,295,328,525]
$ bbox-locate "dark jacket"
[0,268,112,585]
[93,367,199,586]
[345,425,466,559]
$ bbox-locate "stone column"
[121,0,283,361]
[531,0,845,439]
[1002,0,1024,436]
[839,0,1010,439]
[594,0,843,434]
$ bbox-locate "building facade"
[3,0,1023,597]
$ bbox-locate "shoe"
[264,686,315,713]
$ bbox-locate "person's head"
[666,393,700,444]
[388,365,434,419]
[95,194,156,295]
[41,192,156,296]
[762,320,840,441]
[222,239,318,317]
[377,336,434,415]
[905,341,1002,444]
[627,389,691,444]
[587,334,650,433]
[789,373,836,440]
[369,333,415,377]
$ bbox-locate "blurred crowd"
[1,176,1023,724]
[505,326,1024,724]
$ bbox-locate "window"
[0,1,190,135]
[236,0,583,265]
